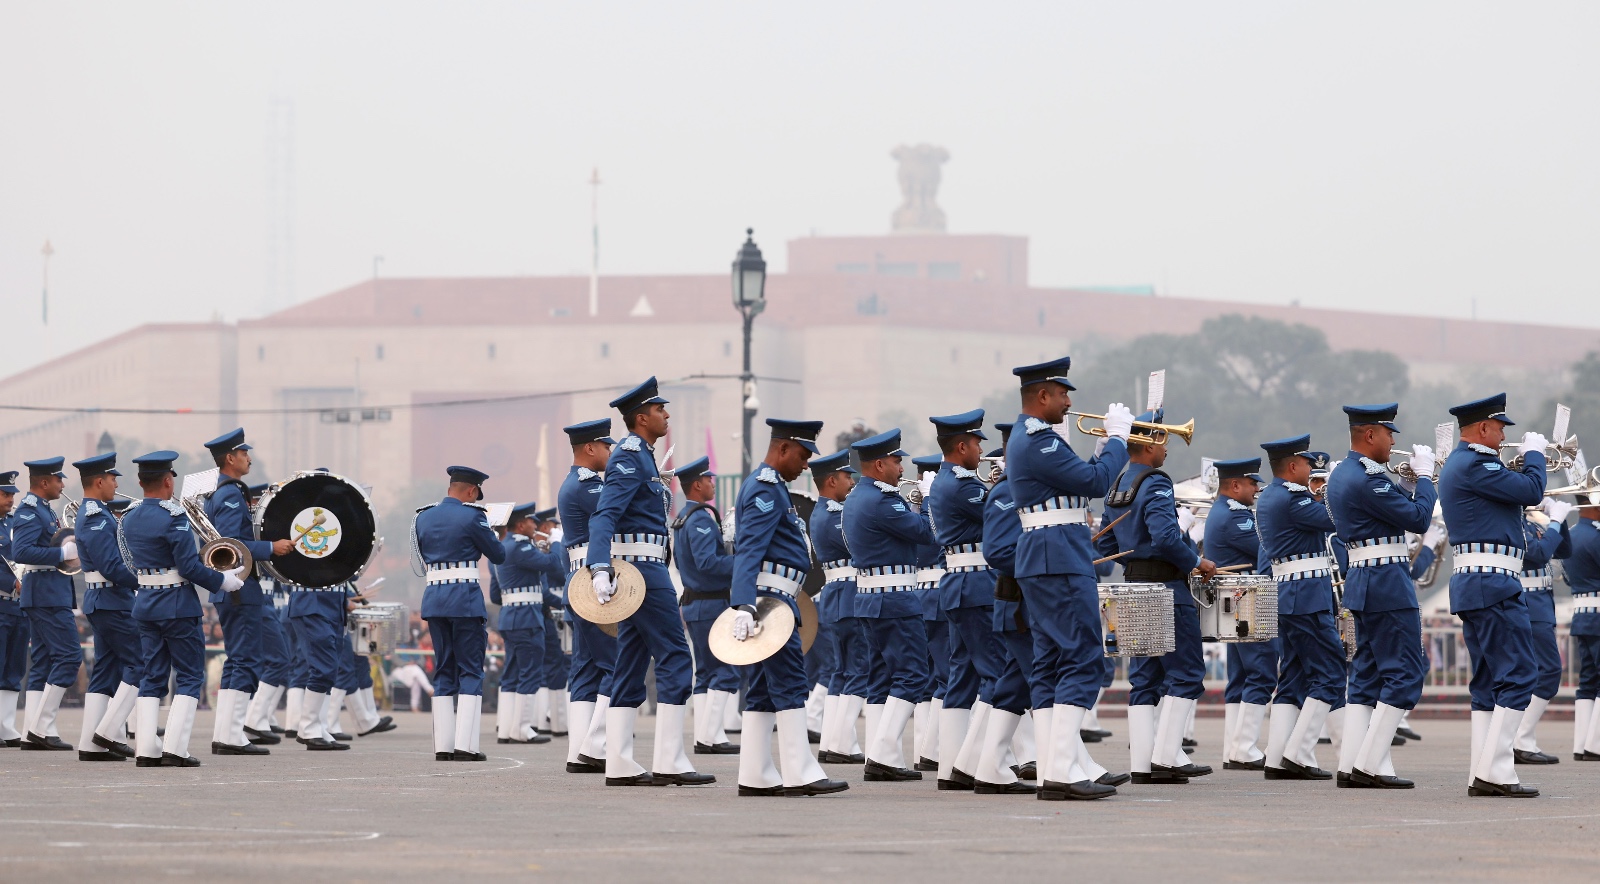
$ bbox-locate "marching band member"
[285,469,354,752]
[340,604,395,739]
[1203,457,1274,770]
[728,418,848,797]
[558,418,618,774]
[910,455,949,778]
[203,429,293,756]
[1439,393,1545,797]
[671,456,741,755]
[1098,409,1217,784]
[1256,435,1344,781]
[845,429,934,782]
[0,472,24,747]
[1511,499,1572,764]
[492,502,553,745]
[14,457,81,750]
[416,465,506,761]
[1324,404,1437,789]
[585,378,712,787]
[244,482,291,743]
[71,454,141,761]
[124,451,245,766]
[1006,356,1131,800]
[811,450,867,765]
[928,410,1030,794]
[1568,491,1600,760]
[534,506,570,737]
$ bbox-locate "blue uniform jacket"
[730,465,812,609]
[930,462,996,612]
[1256,476,1337,615]
[416,497,505,619]
[12,493,74,609]
[494,534,561,631]
[585,434,672,585]
[1096,464,1200,605]
[915,506,944,622]
[541,540,568,609]
[845,477,935,620]
[122,497,227,622]
[1006,416,1129,580]
[205,478,273,606]
[1326,452,1437,613]
[1203,497,1260,572]
[1521,518,1569,625]
[1568,519,1600,637]
[0,515,18,614]
[980,478,1020,578]
[676,503,733,622]
[810,498,855,623]
[558,466,605,574]
[1439,442,1546,613]
[77,498,138,614]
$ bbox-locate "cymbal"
[567,559,646,625]
[598,621,618,638]
[796,590,819,655]
[709,597,795,666]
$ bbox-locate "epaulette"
[825,499,844,513]
[620,435,642,452]
[1226,498,1251,512]
[160,499,186,516]
[1024,417,1053,435]
[755,465,780,484]
[466,502,488,512]
[874,481,898,493]
[415,503,437,515]
[1468,443,1498,456]
[83,499,102,516]
[1360,457,1387,475]
[577,467,602,481]
[1283,481,1308,492]
[19,493,36,507]
[952,465,978,479]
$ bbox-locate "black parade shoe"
[650,771,716,786]
[974,779,1036,795]
[1513,749,1560,765]
[1037,779,1116,800]
[784,778,849,796]
[935,768,974,790]
[864,760,923,782]
[693,741,739,755]
[1469,777,1538,798]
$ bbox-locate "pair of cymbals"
[709,597,797,665]
[567,560,646,625]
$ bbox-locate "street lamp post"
[731,228,767,477]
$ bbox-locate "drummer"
[1203,457,1275,771]
[493,502,556,745]
[728,418,848,797]
[1096,409,1217,783]
[285,468,353,752]
[244,482,292,743]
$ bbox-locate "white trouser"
[652,703,695,775]
[454,695,482,755]
[1337,704,1374,775]
[162,694,200,759]
[432,696,456,755]
[975,708,1024,785]
[776,708,826,787]
[738,711,781,790]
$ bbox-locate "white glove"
[1519,432,1549,459]
[1544,498,1574,524]
[1176,506,1196,535]
[59,540,78,562]
[1422,523,1447,549]
[220,567,245,593]
[592,568,615,605]
[1093,435,1109,457]
[731,607,762,642]
[1102,403,1135,442]
[1408,445,1436,480]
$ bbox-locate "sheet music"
[1435,423,1455,464]
[1146,370,1166,412]
[484,501,515,528]
[1569,450,1588,487]
[180,468,219,500]
[1554,403,1571,443]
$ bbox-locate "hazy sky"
[4,2,1598,376]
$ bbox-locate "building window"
[257,345,265,362]
[928,262,961,280]
[375,344,384,360]
[835,262,870,274]
[488,343,496,360]
[875,262,916,277]
[600,342,610,358]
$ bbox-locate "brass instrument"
[1391,452,1440,484]
[1500,435,1579,473]
[896,479,924,507]
[1545,466,1600,500]
[977,456,1005,485]
[1411,502,1447,589]
[181,492,254,574]
[53,497,81,575]
[1069,412,1195,446]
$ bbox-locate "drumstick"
[291,511,327,546]
[1089,512,1129,544]
[1092,549,1135,566]
[1214,563,1255,573]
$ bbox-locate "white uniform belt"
[272,594,290,608]
[1018,509,1090,530]
[856,573,918,591]
[137,569,185,588]
[1271,556,1330,580]
[1345,542,1410,567]
[916,568,945,584]
[289,585,344,592]
[610,541,667,560]
[1451,552,1524,574]
[823,566,857,583]
[755,572,802,597]
[16,563,56,575]
[1520,575,1554,592]
[1575,593,1600,613]
[426,567,481,584]
[944,551,989,570]
[82,571,106,586]
[501,590,544,606]
[566,544,589,568]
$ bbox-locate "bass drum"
[254,471,379,588]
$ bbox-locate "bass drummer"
[1204,458,1275,772]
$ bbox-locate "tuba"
[53,497,81,575]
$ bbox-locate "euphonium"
[181,495,254,574]
[1069,412,1195,445]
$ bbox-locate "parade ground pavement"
[2,710,1599,882]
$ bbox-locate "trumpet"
[896,479,924,507]
[977,456,1005,485]
[1500,435,1579,473]
[1069,412,1195,446]
[1545,465,1600,499]
[1390,452,1440,484]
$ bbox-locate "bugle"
[1069,412,1195,446]
[1500,435,1579,473]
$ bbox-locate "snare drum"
[1099,582,1175,658]
[1189,574,1278,643]
[350,602,409,656]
